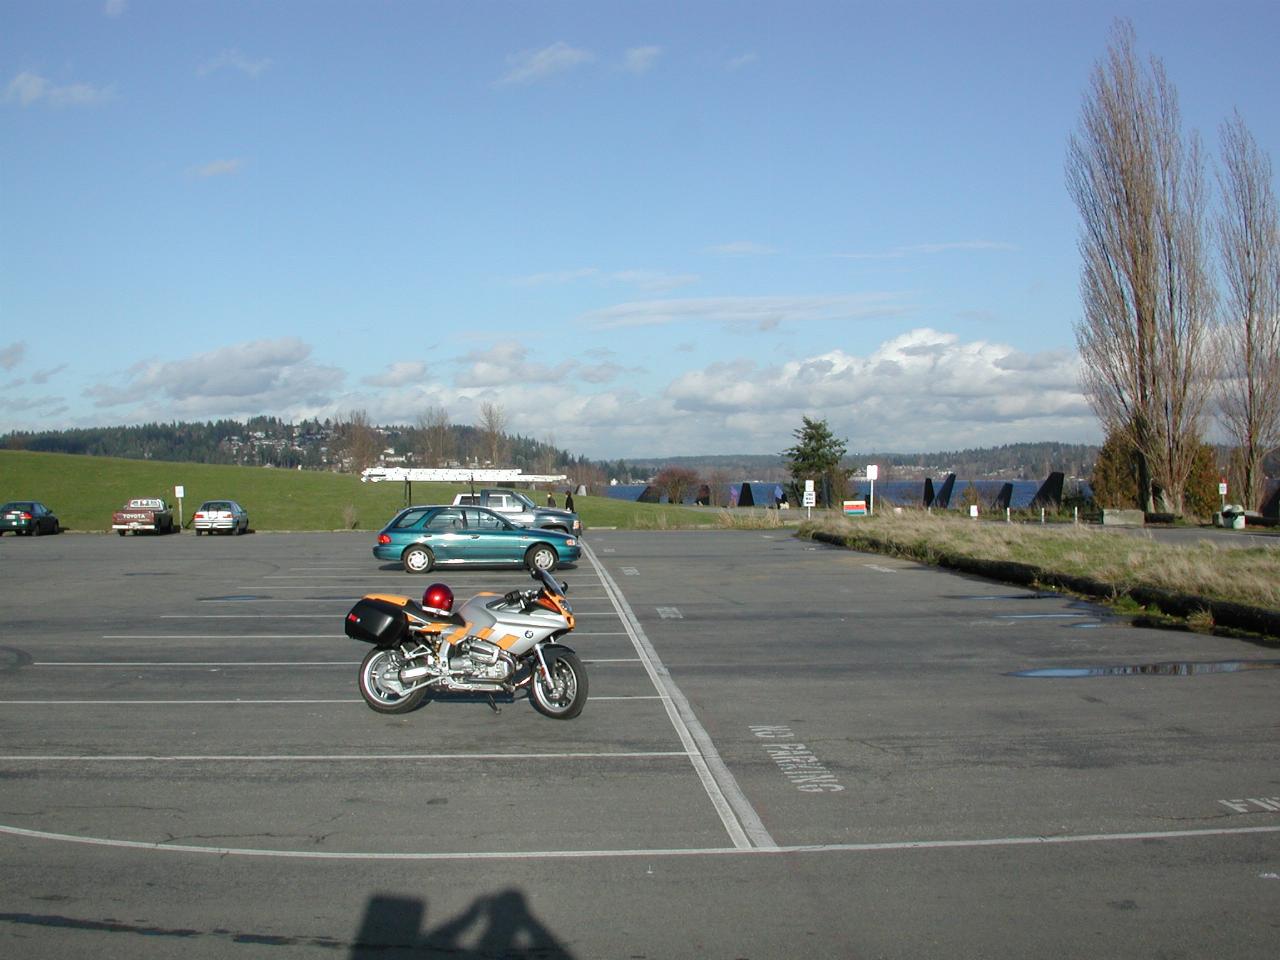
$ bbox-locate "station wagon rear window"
[393,508,433,529]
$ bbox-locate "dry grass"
[802,510,1280,610]
[714,508,790,529]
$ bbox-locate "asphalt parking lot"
[1,529,1277,958]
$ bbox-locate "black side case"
[345,598,408,646]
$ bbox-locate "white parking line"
[161,615,334,619]
[0,695,665,705]
[583,541,776,851]
[35,662,355,667]
[102,635,335,640]
[0,751,687,762]
[2,822,1275,863]
[32,658,641,667]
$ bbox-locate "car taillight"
[19,512,33,520]
[378,534,391,545]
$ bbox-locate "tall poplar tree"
[1066,20,1216,514]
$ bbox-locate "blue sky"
[3,1,1278,458]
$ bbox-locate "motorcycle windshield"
[534,568,566,596]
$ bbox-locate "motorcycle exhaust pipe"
[398,663,433,683]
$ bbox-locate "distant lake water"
[605,479,1087,509]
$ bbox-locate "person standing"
[564,489,575,512]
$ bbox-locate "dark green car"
[0,501,60,536]
[374,505,580,574]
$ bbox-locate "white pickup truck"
[450,488,583,536]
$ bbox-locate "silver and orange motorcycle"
[344,568,587,718]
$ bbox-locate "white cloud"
[0,341,25,370]
[706,240,776,256]
[363,361,427,388]
[369,327,1091,457]
[609,270,700,292]
[582,293,905,332]
[511,267,699,293]
[727,52,758,71]
[84,337,344,418]
[190,158,244,178]
[623,46,662,74]
[511,268,601,287]
[496,41,594,86]
[0,395,69,419]
[834,240,1016,260]
[198,49,273,78]
[658,328,1089,452]
[3,329,1093,458]
[103,0,127,17]
[31,364,67,384]
[456,340,573,388]
[4,72,114,108]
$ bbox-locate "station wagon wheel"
[525,544,557,573]
[403,545,434,574]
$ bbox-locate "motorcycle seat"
[403,600,467,628]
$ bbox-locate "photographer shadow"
[350,889,574,959]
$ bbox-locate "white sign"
[1219,482,1228,496]
[174,485,185,499]
[866,464,879,481]
[804,479,815,492]
[802,491,816,508]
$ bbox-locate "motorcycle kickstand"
[486,694,501,714]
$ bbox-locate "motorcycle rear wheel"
[358,647,429,714]
[530,650,587,719]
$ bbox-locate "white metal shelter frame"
[360,467,570,505]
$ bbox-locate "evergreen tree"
[1090,429,1142,509]
[783,417,851,507]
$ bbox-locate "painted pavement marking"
[583,540,776,851]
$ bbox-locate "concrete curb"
[809,530,1280,641]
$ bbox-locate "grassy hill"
[0,450,732,532]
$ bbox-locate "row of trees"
[1069,21,1280,514]
[333,404,609,486]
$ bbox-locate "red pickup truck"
[112,498,176,536]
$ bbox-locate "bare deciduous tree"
[1217,112,1280,511]
[478,401,508,466]
[338,409,381,473]
[417,405,453,467]
[1067,20,1217,514]
[654,467,700,506]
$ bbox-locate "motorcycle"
[344,568,587,719]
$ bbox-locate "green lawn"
[0,450,734,533]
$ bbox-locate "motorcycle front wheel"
[358,647,429,714]
[530,650,588,719]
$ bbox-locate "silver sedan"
[192,500,249,535]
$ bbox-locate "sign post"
[1219,479,1228,511]
[175,485,185,531]
[802,479,816,518]
[866,464,879,515]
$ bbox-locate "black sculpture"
[1029,471,1065,510]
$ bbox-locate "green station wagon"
[374,505,580,574]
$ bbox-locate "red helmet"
[421,583,454,616]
